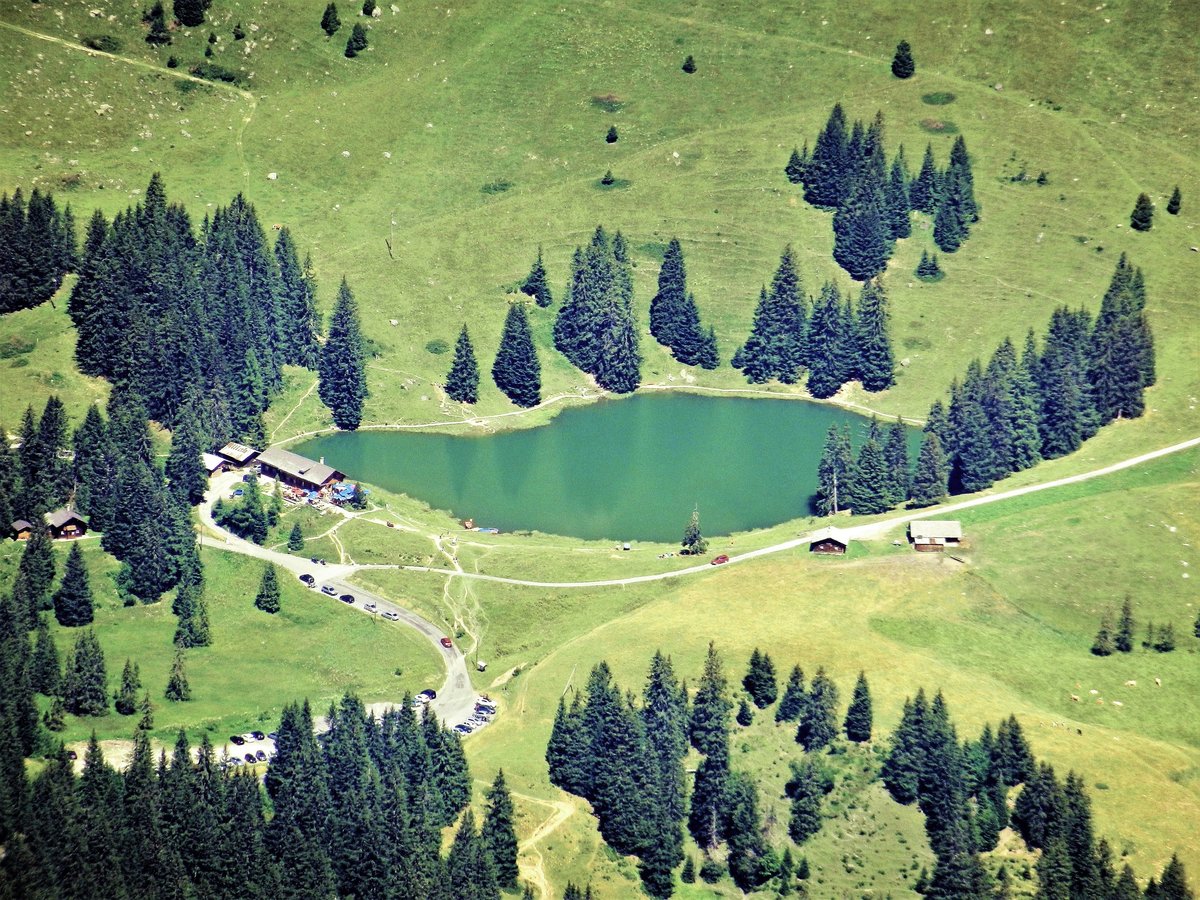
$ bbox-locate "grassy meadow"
[2,0,1199,896]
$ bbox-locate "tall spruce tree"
[319,277,369,430]
[786,756,826,843]
[165,403,208,506]
[804,282,852,399]
[520,246,553,307]
[909,432,949,507]
[797,666,839,751]
[883,417,910,505]
[853,279,895,391]
[115,659,141,715]
[681,505,708,556]
[732,246,806,383]
[1167,186,1182,215]
[814,424,853,516]
[321,2,341,35]
[891,40,915,78]
[481,770,518,889]
[846,427,891,515]
[833,179,891,281]
[492,302,541,408]
[843,671,873,742]
[742,649,777,709]
[63,628,108,716]
[274,228,321,367]
[690,642,733,756]
[776,665,807,722]
[53,542,94,627]
[30,617,61,696]
[165,650,191,701]
[804,104,850,208]
[15,527,57,624]
[254,564,281,614]
[445,325,480,404]
[1130,193,1154,231]
[910,143,939,214]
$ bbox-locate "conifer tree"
[804,104,851,208]
[814,424,853,515]
[883,418,910,505]
[797,667,839,751]
[321,2,342,35]
[492,302,542,408]
[882,691,927,803]
[891,40,915,78]
[115,659,141,715]
[63,628,108,716]
[732,247,806,383]
[30,617,61,696]
[833,179,891,281]
[146,1,172,44]
[73,404,116,530]
[520,246,553,307]
[776,665,807,722]
[1167,186,1182,215]
[909,432,948,507]
[1130,193,1154,231]
[786,756,825,843]
[445,325,480,404]
[846,430,891,515]
[681,54,696,73]
[853,279,895,391]
[804,282,851,399]
[15,527,57,623]
[274,228,321,367]
[844,671,873,742]
[642,651,689,827]
[910,144,939,213]
[173,580,211,648]
[736,698,754,726]
[1115,596,1135,653]
[742,649,778,708]
[724,771,776,891]
[1091,610,1115,656]
[605,125,618,143]
[288,521,304,551]
[344,23,368,57]
[54,542,95,627]
[165,401,208,506]
[681,856,696,883]
[255,564,281,614]
[165,650,191,701]
[480,769,518,889]
[681,505,708,556]
[319,277,369,430]
[690,642,732,756]
[886,155,913,239]
[785,147,807,184]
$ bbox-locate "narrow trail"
[2,21,259,194]
[270,377,319,442]
[512,791,578,900]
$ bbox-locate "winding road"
[199,436,1200,721]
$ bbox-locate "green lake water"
[295,393,916,542]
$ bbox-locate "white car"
[381,610,399,621]
[364,602,377,612]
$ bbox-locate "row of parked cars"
[299,574,403,620]
[453,697,497,736]
[224,731,278,767]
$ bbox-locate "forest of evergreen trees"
[815,254,1155,514]
[786,105,979,279]
[547,647,1192,899]
[0,685,519,900]
[0,189,77,314]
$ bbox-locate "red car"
[711,555,730,565]
[440,637,454,649]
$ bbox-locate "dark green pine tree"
[173,580,211,648]
[742,648,778,709]
[909,432,949,507]
[882,690,927,804]
[255,564,281,614]
[115,658,141,715]
[641,651,689,854]
[843,671,872,742]
[846,428,891,515]
[885,155,913,239]
[814,424,853,516]
[319,277,368,429]
[695,324,720,370]
[736,697,754,726]
[1130,192,1154,231]
[1035,839,1073,900]
[1167,186,1182,215]
[445,325,480,404]
[73,404,116,531]
[63,628,108,716]
[891,40,915,78]
[165,402,208,506]
[30,616,61,696]
[1115,596,1135,652]
[690,642,733,756]
[688,746,729,851]
[146,0,172,44]
[492,303,542,408]
[288,521,304,551]
[946,135,979,223]
[915,249,943,280]
[933,187,966,252]
[54,542,94,627]
[344,23,369,57]
[1156,854,1193,900]
[321,1,341,34]
[16,527,58,623]
[804,104,851,208]
[520,246,553,307]
[833,179,892,282]
[853,279,895,391]
[776,665,807,722]
[174,0,207,27]
[910,143,940,214]
[786,756,826,843]
[797,666,839,751]
[724,250,811,381]
[448,809,500,899]
[165,649,191,701]
[681,505,708,556]
[481,769,519,889]
[546,693,590,797]
[1091,609,1115,656]
[275,228,321,367]
[785,146,808,184]
[724,771,776,892]
[804,282,851,399]
[649,238,686,351]
[883,417,910,506]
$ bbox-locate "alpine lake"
[296,393,919,543]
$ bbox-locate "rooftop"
[909,520,963,541]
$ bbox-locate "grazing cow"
[1070,694,1080,702]
[1124,680,1137,687]
[1155,677,1162,686]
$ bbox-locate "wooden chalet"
[217,442,259,467]
[201,452,227,475]
[10,519,34,541]
[44,509,88,540]
[908,520,962,552]
[809,526,849,555]
[256,446,344,493]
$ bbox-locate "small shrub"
[682,54,696,73]
[0,335,36,359]
[699,859,725,884]
[600,169,615,186]
[920,91,955,105]
[166,55,178,68]
[918,118,958,135]
[605,125,619,143]
[189,62,244,86]
[425,339,449,355]
[591,94,624,113]
[481,180,512,195]
[82,34,123,53]
[232,22,246,40]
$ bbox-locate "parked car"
[711,554,730,565]
[244,753,257,764]
[440,637,454,649]
[230,735,246,746]
[231,488,244,497]
[267,732,278,742]
[339,594,355,604]
[453,724,473,734]
[299,573,315,585]
[310,557,319,564]
[321,585,337,596]
[255,750,268,762]
[417,689,437,703]
[364,601,377,612]
[381,610,399,621]
[251,731,265,741]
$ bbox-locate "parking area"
[220,730,278,769]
